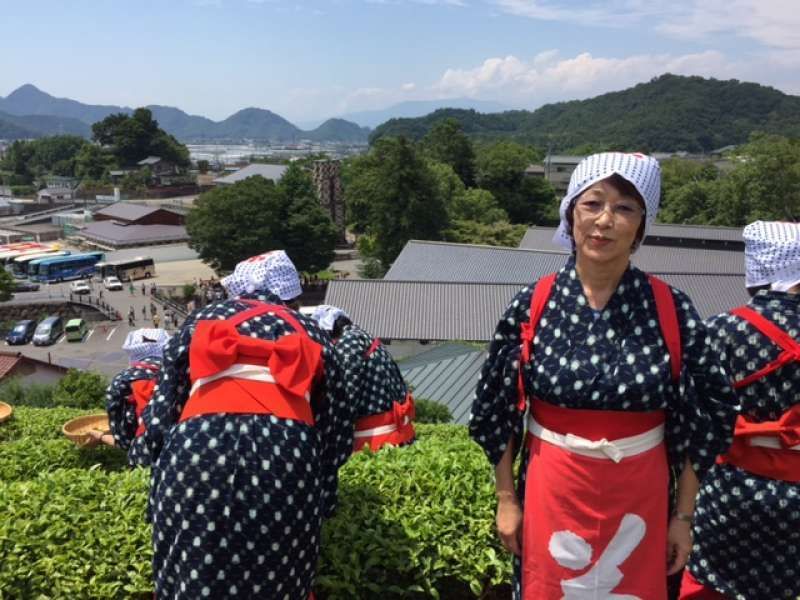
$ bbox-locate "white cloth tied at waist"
[353,411,411,439]
[527,413,665,463]
[748,435,800,451]
[189,363,276,397]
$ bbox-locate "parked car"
[11,281,40,293]
[33,316,64,346]
[70,280,91,295]
[65,318,88,342]
[103,276,123,291]
[5,319,37,345]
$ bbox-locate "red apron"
[518,273,681,600]
[179,300,321,425]
[128,361,160,437]
[352,336,416,452]
[523,400,668,599]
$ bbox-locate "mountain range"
[0,85,505,144]
[370,74,800,153]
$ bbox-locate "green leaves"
[0,410,512,598]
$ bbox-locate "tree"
[197,159,210,174]
[421,118,476,186]
[450,188,507,224]
[52,370,109,409]
[187,167,336,274]
[91,108,190,168]
[475,141,557,224]
[0,268,14,302]
[74,144,117,180]
[443,219,527,247]
[344,137,449,268]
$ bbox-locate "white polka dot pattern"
[689,291,800,599]
[220,250,302,300]
[743,220,800,288]
[553,152,662,249]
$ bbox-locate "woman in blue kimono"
[141,250,354,599]
[681,221,800,599]
[86,328,170,467]
[311,305,415,451]
[470,153,738,599]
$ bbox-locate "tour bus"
[34,252,105,283]
[11,251,70,278]
[0,244,57,266]
[95,256,156,282]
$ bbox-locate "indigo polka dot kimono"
[106,357,161,467]
[141,292,354,599]
[687,291,800,600]
[469,258,737,599]
[336,325,407,418]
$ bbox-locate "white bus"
[95,256,156,282]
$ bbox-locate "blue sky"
[1,0,798,123]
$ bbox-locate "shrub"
[0,414,511,598]
[52,369,109,409]
[0,406,94,442]
[182,283,197,301]
[0,469,152,599]
[414,398,453,424]
[0,377,55,408]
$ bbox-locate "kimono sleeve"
[304,322,355,519]
[106,369,137,451]
[669,290,738,479]
[469,285,531,466]
[140,318,194,463]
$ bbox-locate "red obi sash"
[179,300,322,426]
[127,361,160,437]
[716,306,800,483]
[353,392,416,452]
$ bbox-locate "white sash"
[189,363,275,397]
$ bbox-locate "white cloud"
[433,49,743,107]
[493,0,800,51]
[401,82,417,91]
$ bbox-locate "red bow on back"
[735,403,800,449]
[190,319,322,400]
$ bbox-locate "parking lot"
[3,250,214,377]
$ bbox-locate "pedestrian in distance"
[141,283,146,296]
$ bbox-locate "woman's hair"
[565,173,647,251]
[332,315,353,340]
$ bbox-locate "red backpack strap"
[227,300,310,340]
[648,275,681,384]
[730,306,800,388]
[364,338,382,359]
[517,273,557,412]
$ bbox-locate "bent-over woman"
[141,251,354,599]
[312,305,415,451]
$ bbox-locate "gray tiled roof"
[399,345,484,425]
[521,224,743,249]
[80,221,189,245]
[94,202,163,222]
[326,274,748,341]
[214,164,288,185]
[385,241,570,282]
[518,229,744,274]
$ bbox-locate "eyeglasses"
[574,198,643,222]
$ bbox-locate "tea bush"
[0,409,511,598]
[414,398,453,424]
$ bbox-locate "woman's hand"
[84,430,115,448]
[496,492,523,556]
[666,515,693,575]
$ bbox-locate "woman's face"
[571,178,644,266]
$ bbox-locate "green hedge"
[0,410,511,598]
[414,398,453,424]
[0,370,108,410]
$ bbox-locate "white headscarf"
[743,220,800,290]
[220,250,302,300]
[122,328,171,364]
[311,304,349,332]
[553,152,662,250]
